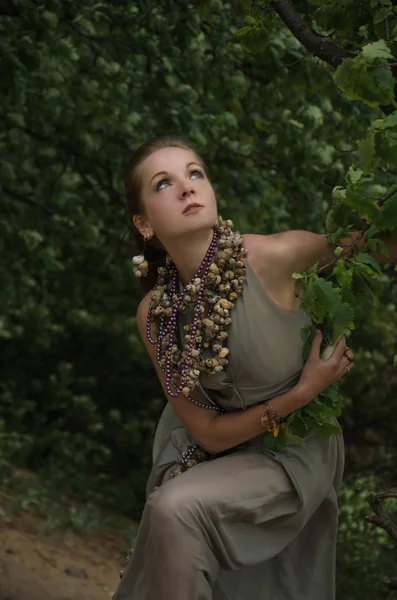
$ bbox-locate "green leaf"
[347,166,364,186]
[372,66,396,103]
[288,415,309,439]
[361,40,394,62]
[344,188,379,221]
[356,252,382,274]
[325,202,350,234]
[333,261,353,287]
[366,238,391,259]
[372,112,397,131]
[262,428,288,452]
[286,433,305,446]
[332,186,347,203]
[235,23,268,53]
[357,134,379,171]
[334,58,393,107]
[313,278,341,309]
[315,421,343,437]
[330,303,355,339]
[373,7,394,26]
[375,197,397,230]
[42,10,59,28]
[360,271,384,295]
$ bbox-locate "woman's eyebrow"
[150,171,167,185]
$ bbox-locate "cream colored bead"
[132,255,145,265]
[218,348,229,358]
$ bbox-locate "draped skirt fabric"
[112,426,344,600]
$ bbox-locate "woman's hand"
[296,330,354,404]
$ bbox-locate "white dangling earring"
[132,233,151,278]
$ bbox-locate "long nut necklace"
[147,231,219,397]
[146,216,247,403]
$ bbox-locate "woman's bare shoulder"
[242,232,287,273]
[136,290,153,336]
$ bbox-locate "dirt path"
[0,496,132,600]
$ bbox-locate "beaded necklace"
[145,216,247,479]
[146,216,247,400]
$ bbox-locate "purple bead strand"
[164,233,218,397]
[146,231,218,347]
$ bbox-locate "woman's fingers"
[331,335,349,362]
[308,329,323,360]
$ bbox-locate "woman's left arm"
[268,229,397,276]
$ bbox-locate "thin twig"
[3,186,54,216]
[317,227,369,274]
[366,491,397,542]
[368,62,397,70]
[3,187,132,248]
[333,144,355,153]
[377,186,397,208]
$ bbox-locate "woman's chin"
[180,212,216,234]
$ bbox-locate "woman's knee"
[147,478,206,526]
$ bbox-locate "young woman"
[113,136,356,600]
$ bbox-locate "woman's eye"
[155,170,203,191]
[155,178,169,191]
[190,169,204,179]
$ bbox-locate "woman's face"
[136,147,217,241]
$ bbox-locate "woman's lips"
[183,205,203,215]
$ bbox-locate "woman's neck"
[163,228,214,286]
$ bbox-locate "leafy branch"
[235,2,397,454]
[2,186,132,249]
[273,0,354,68]
[237,1,397,114]
[317,227,370,275]
[261,171,397,451]
[366,491,397,542]
[366,491,397,593]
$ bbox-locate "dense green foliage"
[1,1,397,597]
[237,1,397,455]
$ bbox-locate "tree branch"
[377,186,397,208]
[3,186,132,248]
[366,491,397,542]
[366,491,397,593]
[272,0,396,114]
[317,227,370,274]
[3,186,54,216]
[368,62,397,71]
[384,579,397,591]
[273,0,354,68]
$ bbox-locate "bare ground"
[0,492,133,600]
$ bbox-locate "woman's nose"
[180,181,195,198]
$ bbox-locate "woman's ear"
[133,214,153,239]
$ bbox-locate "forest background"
[1,1,397,598]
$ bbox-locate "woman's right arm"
[136,294,353,454]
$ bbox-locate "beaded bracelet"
[260,401,282,434]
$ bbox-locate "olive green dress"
[113,259,345,600]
